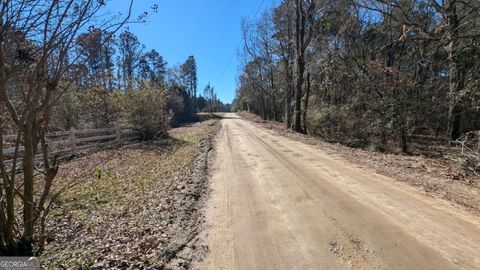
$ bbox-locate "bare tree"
[240,13,281,121]
[293,0,317,132]
[273,0,295,128]
[358,0,480,142]
[234,0,480,150]
[0,0,133,253]
[204,83,215,114]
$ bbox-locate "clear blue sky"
[107,0,276,103]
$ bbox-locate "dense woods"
[0,0,229,254]
[234,0,480,153]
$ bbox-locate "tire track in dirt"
[201,113,480,270]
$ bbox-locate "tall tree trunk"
[293,0,305,133]
[284,60,293,128]
[285,85,292,128]
[400,125,408,153]
[22,121,35,240]
[282,1,294,129]
[302,72,311,133]
[293,70,304,132]
[446,1,463,143]
[0,129,16,248]
[270,71,277,121]
[0,27,15,248]
[193,88,197,114]
[261,92,266,120]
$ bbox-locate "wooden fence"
[2,126,142,170]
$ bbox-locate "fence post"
[116,125,121,143]
[69,127,77,156]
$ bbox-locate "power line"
[215,0,266,87]
[214,0,240,66]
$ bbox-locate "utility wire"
[214,0,240,66]
[215,0,266,86]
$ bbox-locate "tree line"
[233,0,480,152]
[55,27,228,131]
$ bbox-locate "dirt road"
[201,113,480,270]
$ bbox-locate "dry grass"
[41,120,220,269]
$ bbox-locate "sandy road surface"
[201,113,480,270]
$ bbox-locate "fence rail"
[453,130,480,156]
[2,126,142,170]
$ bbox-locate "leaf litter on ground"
[41,119,220,269]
